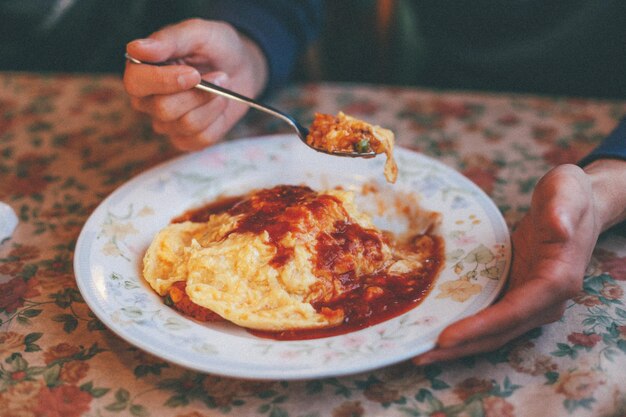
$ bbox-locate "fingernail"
[411,353,436,366]
[177,69,199,88]
[412,355,434,366]
[132,38,158,47]
[438,338,459,349]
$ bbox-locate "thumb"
[126,37,177,64]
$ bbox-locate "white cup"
[0,202,18,243]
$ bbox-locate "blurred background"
[1,0,624,99]
[305,0,626,99]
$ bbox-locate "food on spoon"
[307,112,398,183]
[143,185,442,338]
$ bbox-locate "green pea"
[164,294,174,307]
[354,138,370,153]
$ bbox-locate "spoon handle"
[193,80,297,128]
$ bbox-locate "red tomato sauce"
[168,185,443,340]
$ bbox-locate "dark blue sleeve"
[579,117,626,166]
[208,0,323,93]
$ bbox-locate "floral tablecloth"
[1,72,626,417]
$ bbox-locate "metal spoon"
[125,53,376,158]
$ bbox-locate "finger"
[413,332,512,365]
[126,38,174,64]
[436,277,564,348]
[413,303,563,365]
[413,329,517,365]
[133,72,229,122]
[168,92,249,151]
[124,62,200,97]
[169,113,228,151]
[130,90,205,121]
[171,115,225,151]
[152,95,229,137]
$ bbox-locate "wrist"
[583,158,626,232]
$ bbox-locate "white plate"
[74,134,510,380]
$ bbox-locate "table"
[1,72,625,417]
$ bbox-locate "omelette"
[143,185,442,333]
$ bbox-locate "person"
[121,2,626,364]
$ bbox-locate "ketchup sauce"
[169,185,443,340]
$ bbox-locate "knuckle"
[129,96,144,111]
[563,284,582,300]
[184,18,208,29]
[169,135,188,150]
[151,121,166,135]
[205,114,227,141]
[549,304,567,322]
[197,128,220,147]
[172,135,204,151]
[154,70,174,92]
[152,99,175,121]
[123,73,141,97]
[214,96,229,113]
[204,21,239,46]
[541,303,566,324]
[194,19,234,33]
[214,21,237,37]
[545,273,581,300]
[563,280,582,300]
[179,112,203,134]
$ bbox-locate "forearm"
[584,158,626,232]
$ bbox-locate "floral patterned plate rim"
[74,134,510,380]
